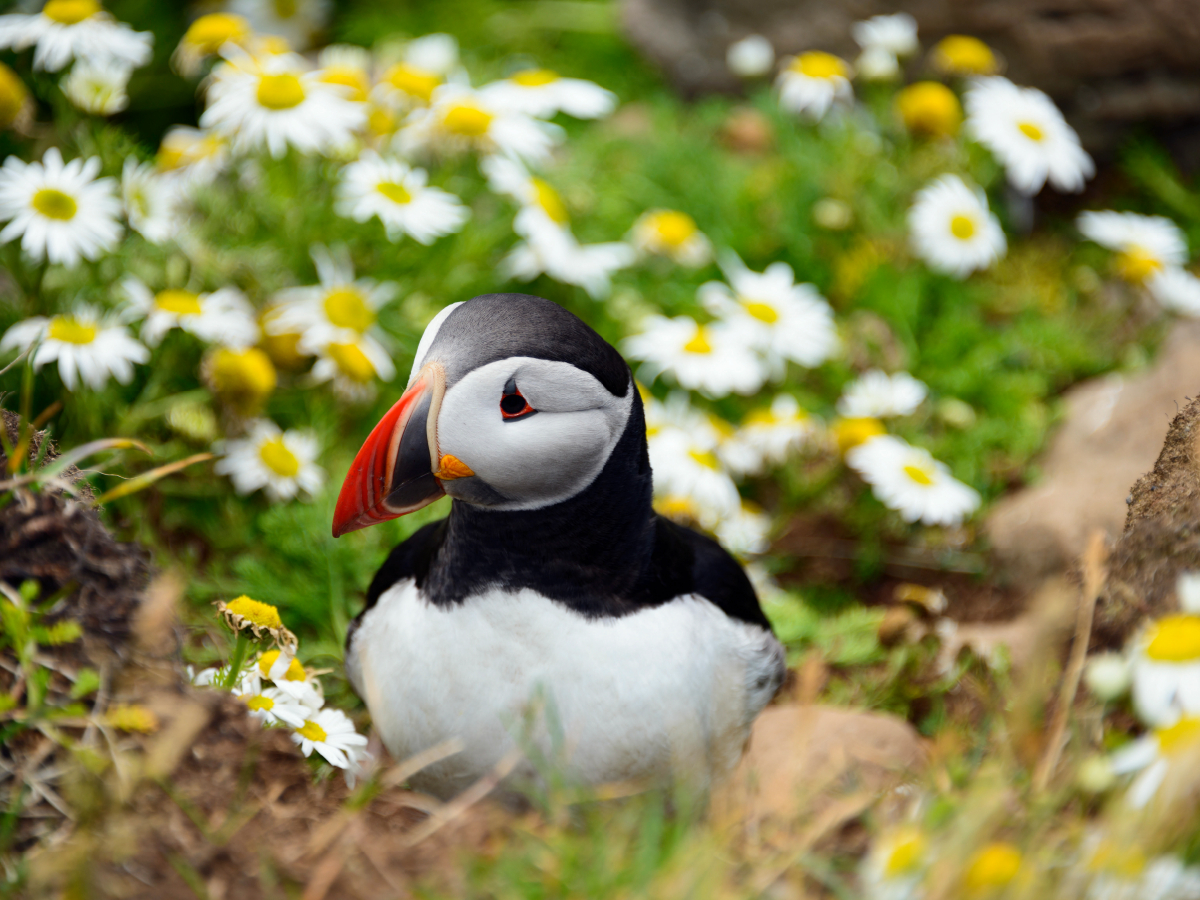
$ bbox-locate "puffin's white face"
[436,356,632,511]
[332,296,636,536]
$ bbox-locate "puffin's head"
[332,293,635,536]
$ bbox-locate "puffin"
[333,293,785,800]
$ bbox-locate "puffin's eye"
[500,377,537,421]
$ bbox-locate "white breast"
[346,581,784,799]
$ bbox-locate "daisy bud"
[106,703,160,733]
[813,198,853,230]
[726,35,775,78]
[1076,755,1116,794]
[964,843,1022,893]
[62,61,132,116]
[0,62,30,130]
[1177,572,1200,614]
[896,81,962,138]
[930,35,998,76]
[1084,652,1132,702]
[202,346,277,416]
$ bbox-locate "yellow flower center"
[1017,121,1044,142]
[652,211,697,248]
[256,73,306,110]
[43,0,100,25]
[442,103,493,136]
[259,436,300,478]
[207,347,278,394]
[0,62,29,129]
[687,448,720,470]
[320,68,370,103]
[48,315,96,345]
[106,703,159,733]
[903,463,935,486]
[883,830,926,877]
[1155,716,1200,753]
[245,694,275,712]
[683,325,712,354]
[155,289,203,316]
[32,188,77,221]
[656,495,698,520]
[833,417,885,453]
[964,843,1022,891]
[896,81,962,137]
[741,299,779,323]
[327,342,376,383]
[157,132,222,172]
[258,649,307,681]
[950,214,976,240]
[1116,246,1163,284]
[512,68,558,87]
[297,719,328,742]
[744,408,781,428]
[183,13,250,53]
[367,104,399,136]
[931,35,998,76]
[531,177,569,224]
[376,181,412,205]
[793,51,848,80]
[226,595,284,630]
[384,63,441,102]
[1145,615,1200,662]
[323,287,375,332]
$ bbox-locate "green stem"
[220,632,252,690]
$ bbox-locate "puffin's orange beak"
[332,363,468,537]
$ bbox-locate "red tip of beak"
[332,374,441,537]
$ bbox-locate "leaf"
[31,621,82,646]
[95,452,213,505]
[69,668,100,699]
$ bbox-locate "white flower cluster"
[192,639,369,778]
[1078,211,1200,316]
[1082,573,1200,810]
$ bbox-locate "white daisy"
[715,503,771,557]
[726,35,774,78]
[268,245,396,350]
[1150,267,1200,316]
[859,825,927,900]
[908,174,1006,277]
[776,51,853,120]
[649,431,742,530]
[291,707,368,769]
[718,394,815,477]
[228,0,330,50]
[1080,847,1200,900]
[838,370,928,418]
[965,76,1094,194]
[335,150,468,243]
[480,68,616,119]
[61,59,130,114]
[1179,572,1200,613]
[624,315,768,398]
[1129,613,1200,727]
[256,650,323,714]
[0,1,153,73]
[121,158,185,244]
[480,153,571,232]
[0,146,121,267]
[852,13,918,81]
[214,418,325,502]
[396,82,562,164]
[190,662,261,695]
[631,209,713,267]
[200,46,365,158]
[698,252,838,373]
[503,216,633,299]
[120,277,259,348]
[1109,717,1200,809]
[1077,211,1188,284]
[156,126,230,188]
[172,12,253,76]
[0,306,148,391]
[304,329,396,402]
[846,435,981,526]
[242,686,311,728]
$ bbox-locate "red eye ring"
[500,386,536,420]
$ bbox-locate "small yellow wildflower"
[105,703,160,733]
[217,595,296,648]
[964,842,1022,893]
[896,81,962,137]
[931,35,999,76]
[0,62,29,130]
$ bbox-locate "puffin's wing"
[651,515,774,632]
[361,519,448,610]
